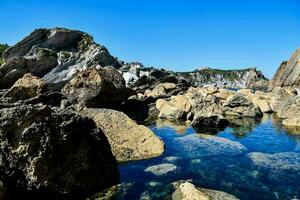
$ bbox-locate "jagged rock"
[156,99,185,120]
[172,182,239,200]
[269,49,300,88]
[62,67,128,108]
[79,108,164,162]
[191,113,229,134]
[0,104,119,199]
[0,28,120,89]
[269,87,291,112]
[222,93,262,118]
[2,73,47,102]
[144,163,178,176]
[251,96,272,113]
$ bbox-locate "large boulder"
[172,182,239,200]
[222,93,262,118]
[156,99,185,120]
[144,82,177,98]
[191,113,229,134]
[79,108,164,162]
[62,67,128,108]
[0,105,119,199]
[2,73,47,102]
[0,28,120,89]
[169,95,192,113]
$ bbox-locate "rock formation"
[0,28,120,89]
[0,104,119,199]
[269,49,300,89]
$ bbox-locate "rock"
[214,89,235,100]
[251,96,272,113]
[174,134,246,158]
[191,113,229,134]
[269,87,291,112]
[169,95,192,113]
[282,117,300,127]
[172,182,239,200]
[62,67,128,108]
[0,104,119,199]
[2,73,47,102]
[248,152,300,171]
[222,93,262,118]
[79,108,164,162]
[269,48,300,88]
[275,96,300,119]
[156,99,185,120]
[144,82,177,98]
[144,163,178,176]
[0,28,120,89]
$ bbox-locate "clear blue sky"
[0,0,300,78]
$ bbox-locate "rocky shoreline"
[0,28,299,199]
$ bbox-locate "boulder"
[172,182,239,200]
[156,99,185,120]
[144,82,177,98]
[144,163,178,176]
[0,105,119,199]
[214,89,235,100]
[79,108,164,162]
[62,67,128,108]
[222,93,262,118]
[169,95,192,113]
[269,87,291,112]
[251,96,272,113]
[191,113,229,134]
[0,28,120,89]
[282,117,300,127]
[174,134,246,158]
[2,73,47,102]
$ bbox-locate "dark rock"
[0,104,119,199]
[191,113,229,134]
[62,67,128,108]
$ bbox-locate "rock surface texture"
[0,28,120,89]
[62,67,128,108]
[79,108,164,162]
[269,49,300,88]
[0,105,119,199]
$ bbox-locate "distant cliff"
[269,49,300,89]
[121,63,269,90]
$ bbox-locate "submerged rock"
[248,152,300,171]
[172,182,239,200]
[174,134,246,158]
[0,104,119,199]
[145,163,178,176]
[79,108,164,162]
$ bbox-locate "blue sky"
[0,0,300,78]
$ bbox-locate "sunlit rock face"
[0,28,120,89]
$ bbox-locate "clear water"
[117,114,300,200]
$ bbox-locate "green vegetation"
[0,44,9,65]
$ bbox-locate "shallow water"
[117,114,300,200]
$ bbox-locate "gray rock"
[0,28,120,89]
[248,152,300,171]
[174,134,246,158]
[145,163,178,176]
[191,113,229,134]
[222,93,262,118]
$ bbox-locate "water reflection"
[225,116,261,138]
[155,119,190,134]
